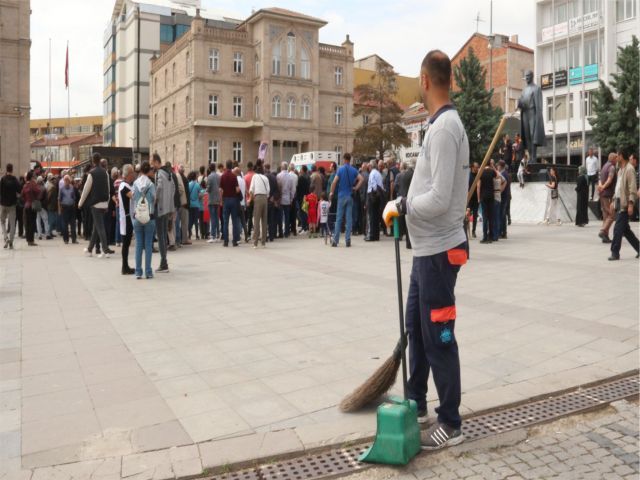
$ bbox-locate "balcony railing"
[319,43,347,56]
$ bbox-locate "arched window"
[254,96,260,119]
[301,48,310,79]
[272,42,281,75]
[185,51,191,75]
[301,97,310,120]
[172,103,176,124]
[286,32,296,77]
[287,97,296,119]
[185,96,190,118]
[185,141,191,164]
[172,62,176,84]
[154,77,158,97]
[172,144,176,163]
[164,69,167,89]
[272,95,281,117]
[163,107,167,127]
[255,54,260,77]
[154,113,158,133]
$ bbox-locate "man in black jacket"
[296,165,310,233]
[0,163,21,249]
[79,153,114,257]
[265,163,280,242]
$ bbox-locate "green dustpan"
[359,217,421,465]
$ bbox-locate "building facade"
[0,0,30,174]
[535,0,639,164]
[452,33,534,114]
[30,133,103,172]
[30,116,103,142]
[149,7,354,169]
[103,0,241,159]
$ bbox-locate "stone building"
[148,7,354,169]
[0,0,30,174]
[451,32,534,113]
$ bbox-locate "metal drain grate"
[205,374,638,480]
[210,447,368,480]
[462,375,639,441]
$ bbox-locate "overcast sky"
[30,0,535,120]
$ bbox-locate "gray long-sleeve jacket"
[155,167,175,217]
[206,172,221,205]
[406,109,469,257]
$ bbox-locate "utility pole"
[489,0,493,91]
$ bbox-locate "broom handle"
[393,217,409,401]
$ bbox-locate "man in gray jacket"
[152,153,175,272]
[206,163,221,242]
[383,50,469,451]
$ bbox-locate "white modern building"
[103,0,241,160]
[535,0,639,165]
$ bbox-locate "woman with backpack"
[132,162,156,279]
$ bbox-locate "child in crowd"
[305,191,318,238]
[318,192,330,239]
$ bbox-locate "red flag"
[65,44,69,89]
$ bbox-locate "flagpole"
[67,41,70,141]
[48,38,51,171]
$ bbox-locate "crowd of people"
[0,151,417,277]
[1,143,637,268]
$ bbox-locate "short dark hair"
[5,163,13,173]
[225,160,233,170]
[140,161,152,174]
[255,163,264,174]
[343,153,352,162]
[247,161,254,171]
[301,165,308,173]
[421,50,451,89]
[92,153,101,165]
[26,171,34,181]
[617,147,628,159]
[152,153,161,164]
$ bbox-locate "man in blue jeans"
[329,153,363,247]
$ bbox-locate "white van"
[289,151,341,172]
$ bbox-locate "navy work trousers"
[405,243,466,429]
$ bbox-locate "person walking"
[365,160,383,241]
[206,164,221,242]
[119,164,135,274]
[597,152,617,243]
[58,175,77,244]
[249,161,270,248]
[585,147,599,201]
[188,172,203,239]
[132,162,156,279]
[329,153,363,247]
[543,166,561,225]
[575,166,589,227]
[220,160,241,247]
[79,153,114,257]
[609,149,639,261]
[152,153,175,273]
[0,163,21,249]
[265,163,280,242]
[21,171,41,247]
[383,50,468,450]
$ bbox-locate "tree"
[353,60,409,159]
[589,36,639,155]
[451,47,503,164]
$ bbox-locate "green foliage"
[353,60,409,158]
[451,47,503,164]
[589,36,639,155]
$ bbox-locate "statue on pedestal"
[517,70,546,163]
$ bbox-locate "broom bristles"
[339,351,402,413]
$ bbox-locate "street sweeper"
[382,49,469,450]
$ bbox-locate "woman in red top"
[21,171,42,246]
[305,192,318,238]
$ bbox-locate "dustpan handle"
[393,217,409,401]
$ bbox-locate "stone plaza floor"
[0,222,638,479]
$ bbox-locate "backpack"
[135,186,151,224]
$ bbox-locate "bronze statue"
[517,70,546,163]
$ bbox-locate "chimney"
[510,34,519,44]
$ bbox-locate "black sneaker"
[105,248,116,255]
[157,265,170,273]
[346,241,351,247]
[599,231,612,243]
[421,422,464,450]
[608,255,620,261]
[331,241,337,247]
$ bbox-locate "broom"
[339,336,405,412]
[340,115,511,414]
